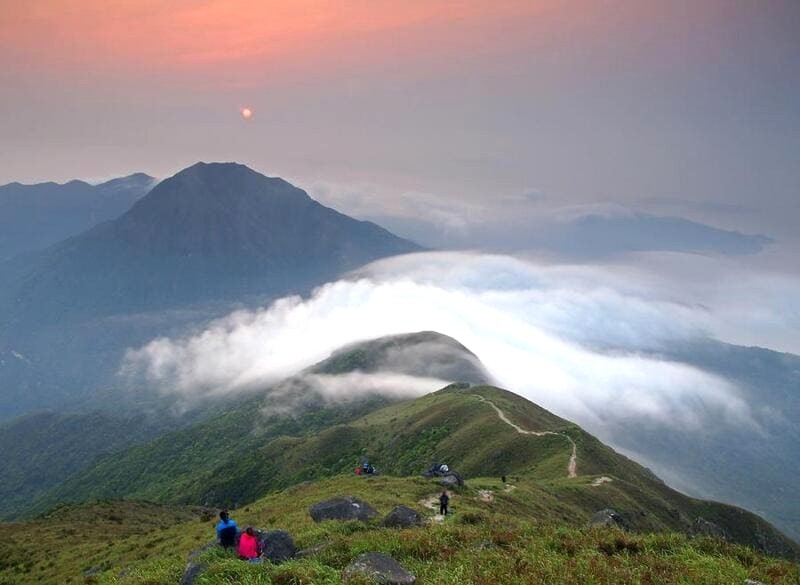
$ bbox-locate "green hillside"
[1,474,798,584]
[21,384,800,564]
[19,332,485,517]
[0,411,170,519]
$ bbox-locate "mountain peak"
[128,162,308,215]
[3,162,420,319]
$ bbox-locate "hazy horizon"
[2,1,799,243]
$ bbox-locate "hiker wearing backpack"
[439,490,450,516]
[216,510,238,548]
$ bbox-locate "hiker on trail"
[216,510,238,548]
[238,526,261,563]
[439,490,450,516]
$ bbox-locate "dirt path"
[477,489,494,503]
[419,496,445,523]
[472,394,578,478]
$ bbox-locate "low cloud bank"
[123,252,781,440]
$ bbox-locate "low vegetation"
[1,476,798,584]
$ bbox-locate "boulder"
[439,474,463,487]
[383,505,423,528]
[309,496,378,522]
[588,508,630,530]
[691,517,728,540]
[424,465,465,486]
[343,552,416,584]
[744,581,766,585]
[258,529,297,564]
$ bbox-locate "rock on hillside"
[343,552,416,585]
[309,497,378,522]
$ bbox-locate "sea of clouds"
[122,251,800,445]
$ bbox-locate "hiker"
[355,465,363,476]
[238,526,261,563]
[216,510,238,548]
[439,490,450,516]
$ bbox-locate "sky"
[1,0,799,241]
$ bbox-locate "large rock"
[588,508,630,530]
[383,505,423,528]
[258,529,297,564]
[309,496,378,522]
[439,474,462,487]
[424,464,465,486]
[343,552,416,584]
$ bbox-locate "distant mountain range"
[370,208,773,257]
[0,173,155,261]
[0,162,421,419]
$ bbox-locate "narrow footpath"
[472,394,578,478]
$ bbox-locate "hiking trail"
[472,394,578,478]
[419,496,445,523]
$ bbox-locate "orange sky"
[3,0,702,87]
[2,0,798,237]
[1,1,543,81]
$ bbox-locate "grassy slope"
[20,331,481,517]
[1,475,798,585]
[27,396,389,514]
[0,501,210,585]
[0,411,168,519]
[23,385,800,562]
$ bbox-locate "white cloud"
[123,252,774,441]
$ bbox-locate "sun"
[240,107,253,120]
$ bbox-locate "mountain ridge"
[0,172,155,260]
[0,163,421,420]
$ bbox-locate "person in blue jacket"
[216,510,238,548]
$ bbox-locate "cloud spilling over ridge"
[280,372,450,405]
[123,252,770,438]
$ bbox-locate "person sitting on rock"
[439,490,450,516]
[216,510,238,548]
[238,526,261,563]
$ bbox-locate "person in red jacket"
[238,526,261,563]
